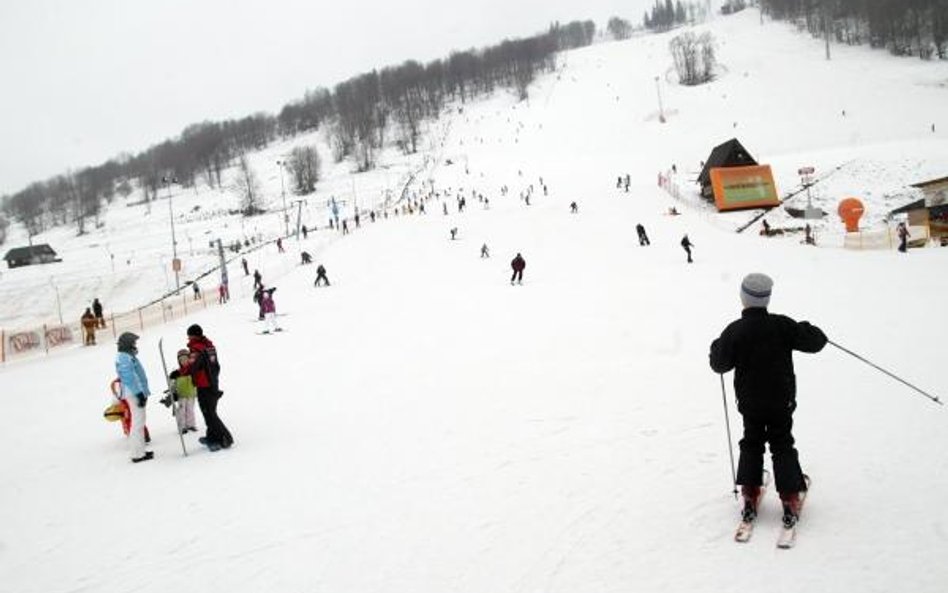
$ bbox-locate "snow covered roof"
[910,175,948,189]
[697,138,757,191]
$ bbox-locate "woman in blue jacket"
[115,332,153,463]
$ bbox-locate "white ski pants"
[127,397,147,460]
[264,311,280,332]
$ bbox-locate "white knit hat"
[740,273,773,308]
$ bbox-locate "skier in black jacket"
[709,273,827,527]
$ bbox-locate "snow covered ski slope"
[1,9,947,593]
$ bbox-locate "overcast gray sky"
[0,0,662,195]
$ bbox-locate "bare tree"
[287,145,321,194]
[670,31,716,85]
[607,17,633,40]
[0,214,9,245]
[233,154,263,215]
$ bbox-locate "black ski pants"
[198,387,233,447]
[736,409,807,495]
[511,269,523,283]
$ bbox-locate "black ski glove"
[135,393,147,408]
[169,370,180,380]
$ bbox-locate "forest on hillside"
[0,21,595,243]
[759,0,948,59]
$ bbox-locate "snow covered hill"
[1,9,947,593]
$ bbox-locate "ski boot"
[741,484,761,522]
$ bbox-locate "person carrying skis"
[709,273,827,528]
[510,253,526,285]
[314,265,330,287]
[636,223,650,246]
[681,234,694,263]
[170,324,233,451]
[115,332,153,463]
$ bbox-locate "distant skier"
[92,298,105,328]
[804,224,815,246]
[81,308,98,345]
[450,227,458,240]
[681,234,694,263]
[897,222,909,253]
[636,224,650,246]
[342,220,349,234]
[302,226,309,239]
[242,258,249,276]
[301,251,313,265]
[253,269,263,290]
[259,288,280,334]
[570,201,578,213]
[218,282,229,304]
[709,273,827,528]
[192,281,201,300]
[314,265,330,287]
[115,332,153,463]
[170,324,233,451]
[510,253,526,285]
[481,243,490,258]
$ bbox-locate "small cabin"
[3,244,60,268]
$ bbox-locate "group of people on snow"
[81,298,106,345]
[113,324,233,462]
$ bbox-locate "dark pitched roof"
[3,244,56,261]
[698,138,758,187]
[910,175,948,189]
[889,199,926,215]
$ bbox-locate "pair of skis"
[158,338,188,456]
[733,471,810,549]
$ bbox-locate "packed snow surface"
[2,10,947,593]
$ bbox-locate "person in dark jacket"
[92,298,105,328]
[510,253,525,285]
[636,223,650,246]
[170,324,233,451]
[681,234,694,263]
[709,273,827,527]
[314,265,330,286]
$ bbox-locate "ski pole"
[719,374,739,499]
[828,340,942,406]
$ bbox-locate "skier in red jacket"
[170,324,233,451]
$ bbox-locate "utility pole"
[291,199,306,240]
[276,160,290,237]
[161,176,180,290]
[655,76,666,123]
[49,277,63,325]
